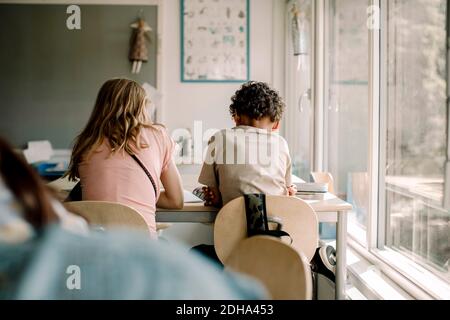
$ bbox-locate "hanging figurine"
[129,13,152,74]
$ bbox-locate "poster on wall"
[181,0,250,82]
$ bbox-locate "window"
[380,0,449,282]
[284,0,314,181]
[286,0,450,294]
[324,0,370,244]
[317,0,450,294]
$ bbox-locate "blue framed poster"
[180,0,250,83]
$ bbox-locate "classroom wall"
[0,1,279,148]
[161,0,276,135]
[0,4,158,148]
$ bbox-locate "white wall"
[161,0,277,134]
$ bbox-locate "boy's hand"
[288,184,297,196]
[202,186,214,205]
[202,186,222,207]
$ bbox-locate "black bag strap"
[66,181,82,202]
[66,154,158,202]
[131,154,158,198]
[244,194,293,244]
[265,216,293,244]
[244,193,269,236]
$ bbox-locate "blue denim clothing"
[0,226,266,300]
[0,178,88,242]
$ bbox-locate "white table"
[157,192,352,300]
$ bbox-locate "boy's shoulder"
[211,127,289,141]
[210,128,289,152]
[207,128,246,141]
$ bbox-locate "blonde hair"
[66,78,151,181]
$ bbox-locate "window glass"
[286,0,314,181]
[325,0,370,242]
[384,0,449,281]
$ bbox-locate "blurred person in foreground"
[0,137,265,300]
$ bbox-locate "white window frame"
[282,0,319,180]
[446,0,450,210]
[313,0,326,172]
[371,0,450,298]
[319,0,374,246]
[368,0,381,250]
[315,0,450,299]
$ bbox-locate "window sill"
[347,237,450,300]
[371,248,450,299]
[347,247,412,300]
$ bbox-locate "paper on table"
[292,175,306,184]
[23,140,54,164]
[295,183,329,193]
[183,190,203,203]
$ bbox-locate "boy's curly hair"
[229,81,285,122]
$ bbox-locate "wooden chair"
[225,236,313,300]
[214,196,319,264]
[64,201,149,232]
[310,172,335,194]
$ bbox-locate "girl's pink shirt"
[78,126,174,237]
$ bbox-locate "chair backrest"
[225,236,313,300]
[310,172,335,194]
[64,201,149,232]
[214,196,319,264]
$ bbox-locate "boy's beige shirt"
[198,126,292,205]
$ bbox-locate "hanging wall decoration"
[129,12,152,74]
[181,0,250,82]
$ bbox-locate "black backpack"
[244,194,293,243]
